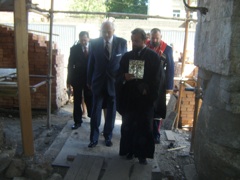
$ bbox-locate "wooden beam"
[167,146,187,152]
[14,0,34,156]
[175,0,191,129]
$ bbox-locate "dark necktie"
[104,41,109,60]
[84,46,88,57]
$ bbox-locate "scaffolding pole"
[47,0,54,129]
[31,8,198,22]
[175,0,191,129]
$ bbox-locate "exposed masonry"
[0,26,67,110]
[174,63,198,128]
[194,0,240,179]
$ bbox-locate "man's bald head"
[101,21,115,41]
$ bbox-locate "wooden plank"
[167,146,187,151]
[165,94,177,118]
[130,163,152,180]
[64,154,104,180]
[74,155,103,180]
[102,158,133,180]
[87,156,105,180]
[151,159,162,180]
[163,111,177,130]
[165,130,176,141]
[52,118,121,167]
[14,0,34,155]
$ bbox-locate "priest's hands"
[124,73,135,81]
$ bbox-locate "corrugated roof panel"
[161,30,195,53]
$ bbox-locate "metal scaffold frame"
[0,0,207,155]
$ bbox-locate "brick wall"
[174,63,199,128]
[180,89,195,127]
[0,26,67,110]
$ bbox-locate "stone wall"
[194,0,240,114]
[194,0,240,179]
[0,122,3,146]
[0,26,67,110]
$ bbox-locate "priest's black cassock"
[116,47,164,159]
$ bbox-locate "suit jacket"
[67,43,90,87]
[87,36,127,96]
[146,40,174,91]
[161,45,174,91]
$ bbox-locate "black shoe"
[88,141,98,148]
[154,137,160,144]
[126,153,134,160]
[168,142,175,149]
[105,140,113,147]
[138,157,147,165]
[71,123,81,130]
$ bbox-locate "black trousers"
[83,86,92,118]
[72,85,83,124]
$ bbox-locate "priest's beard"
[151,41,160,47]
[132,46,142,53]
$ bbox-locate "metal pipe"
[34,8,197,22]
[30,80,47,92]
[47,0,54,129]
[28,8,49,19]
[0,82,17,87]
[29,75,54,78]
[183,0,208,15]
[28,29,59,36]
[0,80,47,92]
[0,24,59,36]
[174,77,194,81]
[184,82,194,89]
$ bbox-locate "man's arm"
[87,45,94,89]
[122,39,128,54]
[165,46,174,93]
[67,47,75,86]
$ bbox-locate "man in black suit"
[67,31,92,130]
[87,21,127,148]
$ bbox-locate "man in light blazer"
[87,21,127,148]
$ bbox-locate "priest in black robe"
[116,28,164,164]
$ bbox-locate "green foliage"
[68,0,148,19]
[106,0,148,15]
[69,0,106,16]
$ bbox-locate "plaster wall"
[194,0,240,179]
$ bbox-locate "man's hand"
[124,73,135,81]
